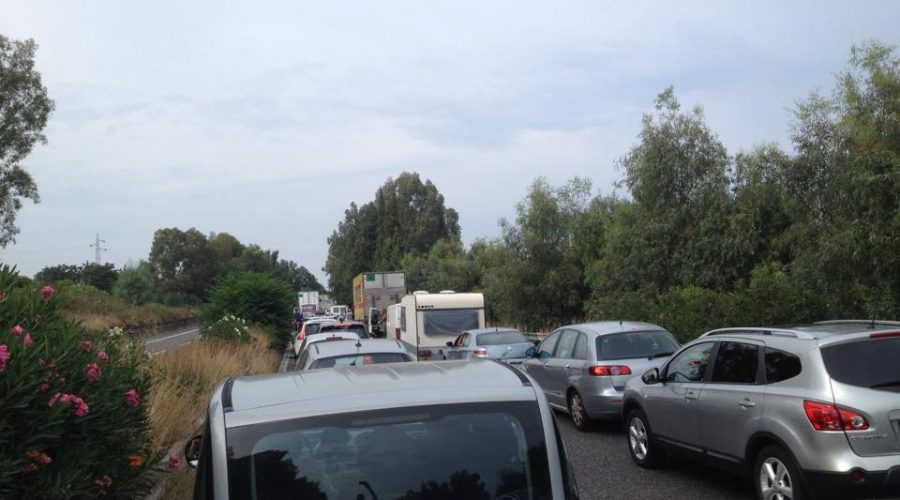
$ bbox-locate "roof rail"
[814,319,900,328]
[701,327,816,340]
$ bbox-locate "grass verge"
[56,283,197,332]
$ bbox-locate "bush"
[201,272,293,345]
[113,262,156,305]
[0,265,161,498]
[201,314,250,342]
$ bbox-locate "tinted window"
[764,347,801,383]
[711,342,760,384]
[537,332,561,359]
[476,331,527,346]
[572,333,587,360]
[821,337,900,392]
[226,402,552,500]
[320,324,369,338]
[596,330,679,360]
[422,309,480,337]
[309,352,411,369]
[665,342,714,383]
[556,331,578,359]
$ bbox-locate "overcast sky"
[1,1,898,285]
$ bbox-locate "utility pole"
[89,233,107,264]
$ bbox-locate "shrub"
[0,265,161,498]
[201,272,293,344]
[113,262,156,305]
[202,314,250,342]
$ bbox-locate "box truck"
[352,271,406,336]
[297,291,320,315]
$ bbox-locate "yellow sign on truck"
[351,272,406,335]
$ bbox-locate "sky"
[1,1,898,286]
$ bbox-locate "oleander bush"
[0,265,162,498]
[201,314,250,343]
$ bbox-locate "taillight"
[296,332,303,341]
[870,331,900,339]
[803,400,869,431]
[588,365,632,376]
[473,348,488,357]
[418,349,432,359]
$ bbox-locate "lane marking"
[145,328,200,345]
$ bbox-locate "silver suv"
[185,360,580,499]
[622,320,900,500]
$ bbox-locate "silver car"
[522,321,679,430]
[184,360,580,499]
[294,338,414,371]
[445,327,535,363]
[623,320,900,500]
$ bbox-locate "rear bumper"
[804,466,900,499]
[580,388,624,419]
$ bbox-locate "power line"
[89,233,107,264]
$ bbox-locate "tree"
[78,262,118,292]
[0,35,55,247]
[35,264,79,284]
[401,237,478,293]
[148,227,217,300]
[113,261,156,304]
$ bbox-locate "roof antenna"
[351,338,362,366]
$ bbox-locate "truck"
[387,290,486,360]
[352,271,406,337]
[297,291,320,315]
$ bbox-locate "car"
[319,321,369,339]
[294,338,414,371]
[184,360,581,499]
[292,331,361,361]
[291,318,337,357]
[622,320,900,500]
[521,321,679,430]
[445,327,535,363]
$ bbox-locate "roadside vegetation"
[54,282,196,333]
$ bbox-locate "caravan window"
[422,309,480,337]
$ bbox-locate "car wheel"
[754,445,807,500]
[568,391,593,431]
[626,408,662,468]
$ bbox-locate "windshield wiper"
[869,380,900,389]
[648,352,675,360]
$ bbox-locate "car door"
[644,341,715,453]
[697,340,765,464]
[544,330,580,406]
[523,330,562,393]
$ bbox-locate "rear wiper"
[648,352,675,360]
[869,380,900,389]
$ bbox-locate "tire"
[568,391,593,431]
[626,408,662,468]
[754,445,807,500]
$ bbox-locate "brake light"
[870,331,900,339]
[588,365,632,376]
[803,400,869,431]
[296,332,304,341]
[418,349,432,359]
[473,347,488,357]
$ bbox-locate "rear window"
[477,331,527,346]
[309,352,410,369]
[321,324,369,338]
[596,330,679,360]
[821,337,900,392]
[423,309,480,337]
[226,402,552,500]
[305,323,325,335]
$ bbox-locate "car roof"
[220,360,536,427]
[307,338,409,358]
[567,321,667,336]
[465,327,521,335]
[305,331,360,343]
[699,320,900,344]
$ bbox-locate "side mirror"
[446,341,454,348]
[184,434,202,469]
[641,368,660,385]
[525,347,536,358]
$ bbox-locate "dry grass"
[57,284,196,332]
[147,328,281,498]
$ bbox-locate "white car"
[291,318,337,357]
[293,330,360,360]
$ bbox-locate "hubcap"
[570,394,584,426]
[759,457,794,500]
[629,417,648,460]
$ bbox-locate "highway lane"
[556,413,756,500]
[144,323,200,355]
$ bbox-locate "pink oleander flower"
[39,380,50,392]
[94,475,112,495]
[96,350,109,363]
[11,325,24,337]
[59,394,72,404]
[86,363,101,383]
[0,344,9,373]
[57,377,66,387]
[81,341,92,353]
[125,388,140,408]
[73,396,89,417]
[41,285,54,300]
[23,333,32,346]
[25,450,52,466]
[48,392,61,408]
[168,454,182,471]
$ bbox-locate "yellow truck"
[352,271,406,336]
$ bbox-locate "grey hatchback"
[623,320,900,500]
[445,327,535,363]
[521,321,679,430]
[185,360,580,499]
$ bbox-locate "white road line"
[145,328,200,345]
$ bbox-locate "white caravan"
[388,291,485,360]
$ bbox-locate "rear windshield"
[596,330,679,361]
[321,324,369,338]
[305,323,325,335]
[821,337,900,392]
[477,331,527,346]
[309,353,411,369]
[226,402,552,500]
[423,309,480,337]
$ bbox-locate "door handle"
[739,399,756,409]
[564,364,571,369]
[684,391,698,401]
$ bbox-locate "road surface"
[144,323,200,355]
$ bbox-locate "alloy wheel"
[570,393,585,427]
[759,457,794,500]
[629,417,648,460]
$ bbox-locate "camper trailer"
[388,291,485,360]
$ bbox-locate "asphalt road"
[144,323,200,355]
[556,413,756,500]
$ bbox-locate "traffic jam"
[185,271,900,500]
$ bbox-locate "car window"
[821,337,900,391]
[572,333,587,360]
[306,323,324,335]
[309,353,411,369]
[462,333,472,347]
[596,330,679,360]
[710,342,760,384]
[320,324,368,338]
[556,331,578,359]
[764,347,802,383]
[476,330,527,346]
[226,402,552,500]
[537,331,561,359]
[664,342,714,383]
[452,333,465,347]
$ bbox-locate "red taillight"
[588,365,632,376]
[296,332,304,341]
[473,348,488,357]
[870,331,900,339]
[418,349,432,359]
[803,400,869,431]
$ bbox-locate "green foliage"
[401,238,478,293]
[78,262,118,292]
[113,262,155,305]
[34,265,79,284]
[201,272,293,345]
[0,35,55,247]
[201,314,250,343]
[0,265,159,498]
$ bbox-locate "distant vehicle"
[185,360,580,499]
[293,331,361,361]
[319,321,369,339]
[392,291,486,360]
[297,290,320,316]
[295,338,414,371]
[329,305,350,319]
[352,271,406,336]
[623,320,900,500]
[522,321,679,430]
[446,327,534,364]
[291,318,336,357]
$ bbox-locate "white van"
[388,291,485,360]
